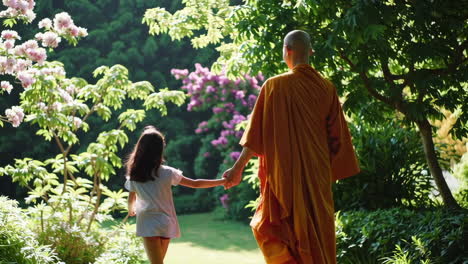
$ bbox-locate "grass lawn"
[114,209,264,264]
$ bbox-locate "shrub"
[174,191,216,214]
[36,221,104,264]
[336,208,466,264]
[334,121,433,210]
[0,196,61,264]
[94,223,146,264]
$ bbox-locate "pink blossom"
[2,0,19,9]
[25,47,46,64]
[219,194,229,209]
[195,128,202,134]
[1,30,20,40]
[14,59,32,72]
[69,25,79,37]
[53,12,73,32]
[229,151,241,161]
[38,18,52,29]
[5,106,24,127]
[3,57,16,74]
[235,90,245,99]
[1,81,13,93]
[22,39,38,49]
[205,85,216,93]
[41,31,61,48]
[17,71,35,88]
[203,152,211,158]
[4,39,14,49]
[213,107,223,114]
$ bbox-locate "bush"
[0,196,61,264]
[174,191,215,214]
[334,121,433,210]
[336,208,466,264]
[94,223,146,264]
[36,222,104,264]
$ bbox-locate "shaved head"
[284,30,311,56]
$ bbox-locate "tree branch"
[338,50,394,107]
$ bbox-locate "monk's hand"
[223,166,243,190]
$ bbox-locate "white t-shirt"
[124,165,183,238]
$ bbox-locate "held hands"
[128,208,136,217]
[222,166,243,190]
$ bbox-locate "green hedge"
[336,208,467,264]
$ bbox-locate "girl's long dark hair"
[125,126,165,182]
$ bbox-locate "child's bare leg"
[160,237,170,258]
[143,236,163,264]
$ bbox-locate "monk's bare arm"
[223,147,255,189]
[233,147,255,171]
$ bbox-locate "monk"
[222,30,360,264]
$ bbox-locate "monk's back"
[264,64,336,167]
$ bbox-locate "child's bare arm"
[128,192,136,216]
[179,176,226,188]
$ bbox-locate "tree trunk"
[416,119,461,209]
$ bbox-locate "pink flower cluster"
[5,105,24,127]
[1,80,13,93]
[0,0,35,22]
[171,64,264,163]
[219,193,229,209]
[0,1,87,128]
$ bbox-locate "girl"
[125,126,226,264]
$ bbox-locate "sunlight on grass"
[109,209,265,264]
[165,210,264,264]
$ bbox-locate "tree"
[0,2,185,261]
[143,0,467,208]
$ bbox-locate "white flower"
[25,9,35,22]
[37,102,46,111]
[50,102,62,111]
[77,27,88,37]
[1,81,13,93]
[66,84,76,95]
[73,117,82,128]
[58,88,73,103]
[38,18,52,29]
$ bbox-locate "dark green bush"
[334,121,433,210]
[336,208,467,264]
[174,190,216,214]
[0,196,60,264]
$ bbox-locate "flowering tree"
[172,63,262,166]
[0,1,185,262]
[171,63,262,218]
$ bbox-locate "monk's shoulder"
[263,72,295,93]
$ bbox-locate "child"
[124,126,226,264]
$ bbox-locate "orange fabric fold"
[240,64,360,264]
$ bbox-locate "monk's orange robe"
[240,64,360,264]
